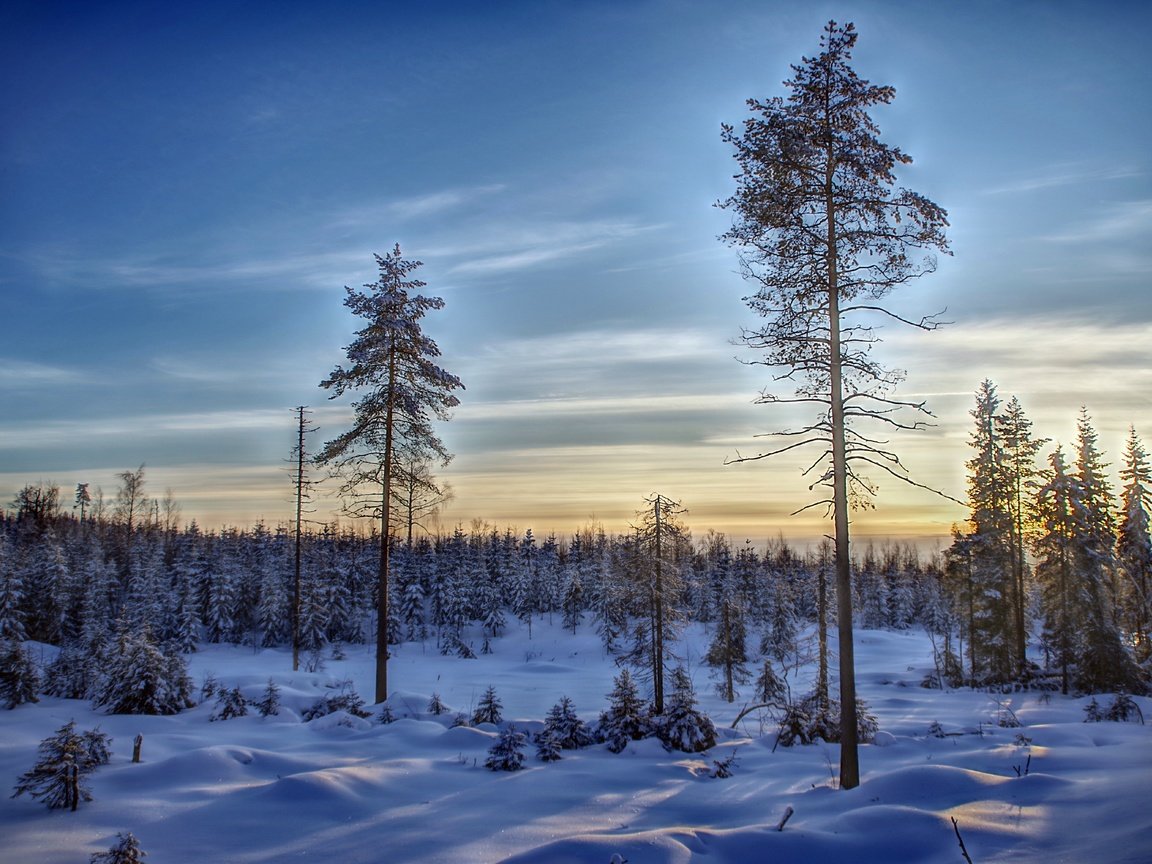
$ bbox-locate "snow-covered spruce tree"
[472,685,503,726]
[317,244,464,704]
[0,533,27,642]
[427,692,447,715]
[719,19,949,790]
[1072,410,1144,693]
[1034,446,1081,694]
[561,564,585,634]
[657,667,716,753]
[210,686,248,721]
[705,591,750,704]
[947,380,1017,684]
[90,832,147,864]
[996,396,1047,676]
[302,681,370,721]
[12,720,111,810]
[535,730,563,763]
[0,638,41,709]
[597,669,654,753]
[255,679,280,717]
[541,696,595,750]
[485,725,527,772]
[44,639,92,700]
[92,628,194,715]
[776,694,878,748]
[1117,427,1152,666]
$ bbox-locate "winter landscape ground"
[3,620,1150,864]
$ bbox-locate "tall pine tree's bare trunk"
[825,156,860,790]
[376,346,397,704]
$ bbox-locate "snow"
[3,623,1150,863]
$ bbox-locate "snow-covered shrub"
[0,639,40,708]
[450,713,470,728]
[1105,693,1144,724]
[656,667,716,753]
[377,704,396,724]
[210,686,249,721]
[776,693,878,747]
[44,640,92,700]
[302,683,370,721]
[200,673,219,701]
[92,630,194,715]
[485,725,527,771]
[711,750,739,779]
[535,729,563,762]
[12,720,111,810]
[427,692,447,715]
[597,669,655,753]
[754,658,786,707]
[90,831,146,863]
[441,632,476,659]
[541,696,594,750]
[1083,697,1105,722]
[472,685,503,725]
[255,679,280,717]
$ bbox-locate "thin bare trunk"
[377,347,397,704]
[826,146,859,790]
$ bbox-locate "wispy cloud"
[443,220,664,276]
[458,392,748,422]
[981,162,1141,195]
[1,409,300,447]
[478,327,722,366]
[324,185,508,229]
[0,359,90,387]
[1040,199,1152,244]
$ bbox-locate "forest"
[2,379,1148,720]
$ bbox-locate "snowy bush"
[90,832,147,863]
[302,684,371,721]
[427,692,447,715]
[255,679,281,717]
[1086,693,1146,723]
[0,639,40,709]
[210,686,249,721]
[92,630,194,716]
[596,669,655,753]
[1105,693,1144,723]
[485,725,527,771]
[12,720,111,810]
[472,686,503,725]
[1083,697,1105,722]
[540,696,594,750]
[534,729,563,762]
[44,640,93,700]
[656,667,716,753]
[710,750,739,779]
[776,693,878,747]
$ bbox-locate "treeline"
[3,379,1150,705]
[945,381,1150,695]
[1,482,944,678]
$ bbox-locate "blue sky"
[2,0,1150,545]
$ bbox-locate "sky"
[2,0,1150,548]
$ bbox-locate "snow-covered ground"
[3,622,1150,863]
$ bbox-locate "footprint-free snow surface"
[3,623,1150,862]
